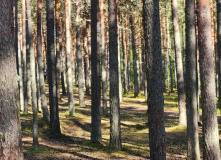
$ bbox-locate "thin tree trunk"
[22,0,28,114]
[143,0,166,158]
[65,0,75,116]
[117,2,123,102]
[56,0,61,101]
[91,0,102,142]
[122,20,128,94]
[198,0,221,158]
[83,0,90,96]
[218,0,221,110]
[14,0,24,111]
[37,0,49,122]
[100,0,108,115]
[109,0,122,150]
[26,0,38,147]
[60,21,66,96]
[76,0,85,107]
[172,0,187,126]
[47,0,61,134]
[185,0,200,158]
[130,15,140,97]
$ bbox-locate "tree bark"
[0,0,24,158]
[172,0,187,126]
[26,0,39,148]
[100,0,108,115]
[91,0,102,142]
[143,0,166,158]
[117,2,123,102]
[55,0,61,101]
[37,0,49,122]
[197,0,221,159]
[83,0,90,96]
[22,0,28,114]
[130,15,140,98]
[76,0,85,107]
[109,0,122,150]
[185,0,200,158]
[65,0,75,116]
[47,0,61,134]
[218,0,221,110]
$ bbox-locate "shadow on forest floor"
[21,88,221,159]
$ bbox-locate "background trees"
[3,0,221,159]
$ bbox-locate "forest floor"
[21,86,221,160]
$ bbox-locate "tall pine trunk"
[109,0,122,150]
[185,0,200,158]
[22,0,28,114]
[197,0,221,158]
[91,0,102,142]
[76,0,85,107]
[37,0,49,122]
[172,0,187,126]
[100,0,108,115]
[56,0,61,101]
[47,0,61,134]
[143,0,166,158]
[65,0,75,116]
[26,0,38,147]
[130,15,140,98]
[0,0,23,158]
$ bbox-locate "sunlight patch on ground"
[166,126,187,132]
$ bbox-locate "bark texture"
[55,0,61,101]
[197,0,221,159]
[65,0,75,116]
[100,0,108,115]
[47,0,61,134]
[76,0,85,107]
[22,0,28,114]
[185,0,200,158]
[109,0,122,150]
[37,0,49,122]
[0,0,23,158]
[143,0,166,159]
[91,0,102,142]
[172,0,187,126]
[26,0,39,147]
[130,15,140,98]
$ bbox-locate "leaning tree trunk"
[197,0,221,159]
[143,0,166,159]
[172,0,187,126]
[185,0,200,158]
[109,0,122,150]
[47,0,61,134]
[0,0,23,158]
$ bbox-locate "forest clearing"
[21,86,221,159]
